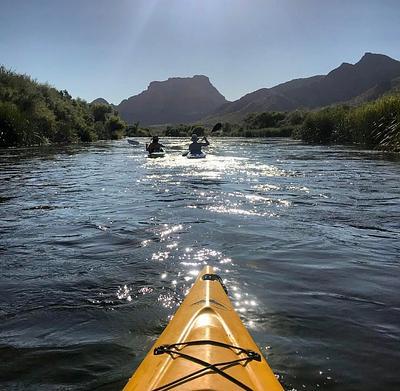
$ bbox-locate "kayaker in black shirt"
[146,136,164,154]
[189,134,209,154]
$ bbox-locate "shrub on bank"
[297,95,400,151]
[348,95,400,150]
[244,111,286,129]
[0,66,127,148]
[298,106,350,144]
[242,126,295,138]
[164,124,206,137]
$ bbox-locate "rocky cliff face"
[117,75,227,125]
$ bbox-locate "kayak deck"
[123,266,283,390]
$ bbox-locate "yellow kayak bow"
[123,266,284,390]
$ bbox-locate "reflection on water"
[0,138,399,390]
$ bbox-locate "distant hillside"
[91,97,110,105]
[93,52,400,125]
[207,52,400,122]
[117,75,227,125]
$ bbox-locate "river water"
[0,138,399,391]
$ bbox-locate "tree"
[0,102,28,147]
[105,116,127,139]
[91,103,113,122]
[0,66,128,147]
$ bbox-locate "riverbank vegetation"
[163,95,399,152]
[131,111,302,139]
[2,67,399,152]
[0,66,126,148]
[294,94,400,151]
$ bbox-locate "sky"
[1,0,400,104]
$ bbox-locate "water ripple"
[0,138,399,391]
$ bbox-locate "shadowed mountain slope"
[117,75,227,125]
[93,53,400,125]
[208,53,400,122]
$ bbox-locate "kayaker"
[146,136,164,154]
[189,134,209,154]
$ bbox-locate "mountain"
[93,53,400,125]
[208,53,400,122]
[117,75,227,125]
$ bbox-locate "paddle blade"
[211,122,222,132]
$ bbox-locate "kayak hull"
[123,266,283,391]
[148,152,166,158]
[187,152,206,159]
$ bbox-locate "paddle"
[211,122,222,133]
[182,123,221,156]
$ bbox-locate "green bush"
[91,103,113,122]
[244,111,286,129]
[242,126,294,138]
[163,124,206,137]
[297,95,400,151]
[105,116,127,140]
[134,128,151,137]
[286,110,306,126]
[300,108,338,144]
[165,125,189,137]
[0,101,29,147]
[0,66,127,147]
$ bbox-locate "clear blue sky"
[1,0,399,103]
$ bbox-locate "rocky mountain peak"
[117,75,227,125]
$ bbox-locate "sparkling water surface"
[0,138,399,390]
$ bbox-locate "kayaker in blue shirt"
[146,136,164,154]
[189,134,209,154]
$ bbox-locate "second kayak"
[186,152,206,159]
[123,266,283,391]
[148,151,166,158]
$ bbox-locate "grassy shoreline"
[293,94,400,152]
